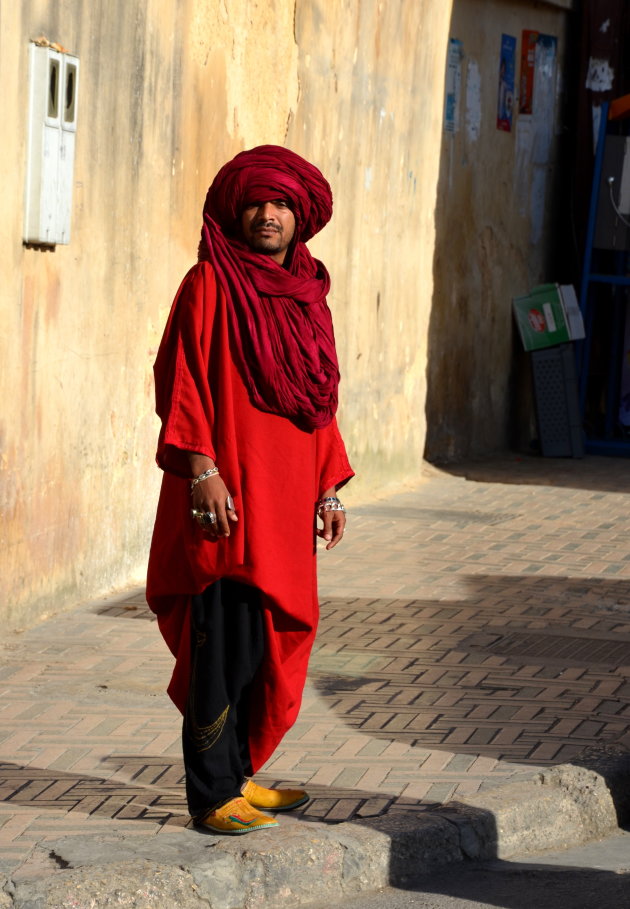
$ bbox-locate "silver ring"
[226,495,234,511]
[191,509,218,526]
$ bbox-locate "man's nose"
[257,202,276,220]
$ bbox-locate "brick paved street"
[1,455,630,873]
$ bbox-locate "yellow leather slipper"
[241,778,309,812]
[195,796,278,835]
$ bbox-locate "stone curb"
[2,749,629,908]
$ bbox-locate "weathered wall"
[1,0,453,629]
[425,0,573,462]
[0,0,299,629]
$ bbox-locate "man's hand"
[317,509,345,550]
[317,486,346,550]
[191,474,238,538]
[188,453,237,539]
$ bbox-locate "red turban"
[203,144,333,243]
[198,145,339,432]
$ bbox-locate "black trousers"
[182,578,264,818]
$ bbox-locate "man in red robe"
[147,146,353,835]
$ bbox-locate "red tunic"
[146,261,353,772]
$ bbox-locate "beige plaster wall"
[425,0,572,461]
[1,0,453,629]
[287,1,454,491]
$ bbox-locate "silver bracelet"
[317,496,346,516]
[190,466,219,492]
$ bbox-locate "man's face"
[240,198,296,264]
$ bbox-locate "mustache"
[252,218,281,232]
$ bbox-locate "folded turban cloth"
[197,145,340,432]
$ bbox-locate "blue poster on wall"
[497,34,516,132]
[444,38,463,133]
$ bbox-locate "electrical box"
[23,43,79,246]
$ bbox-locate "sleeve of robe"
[316,415,354,497]
[148,262,240,627]
[153,264,220,478]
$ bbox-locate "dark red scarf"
[198,146,340,432]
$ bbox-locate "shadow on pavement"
[0,759,191,829]
[313,857,630,909]
[435,452,630,496]
[396,859,630,909]
[0,758,448,831]
[311,581,630,774]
